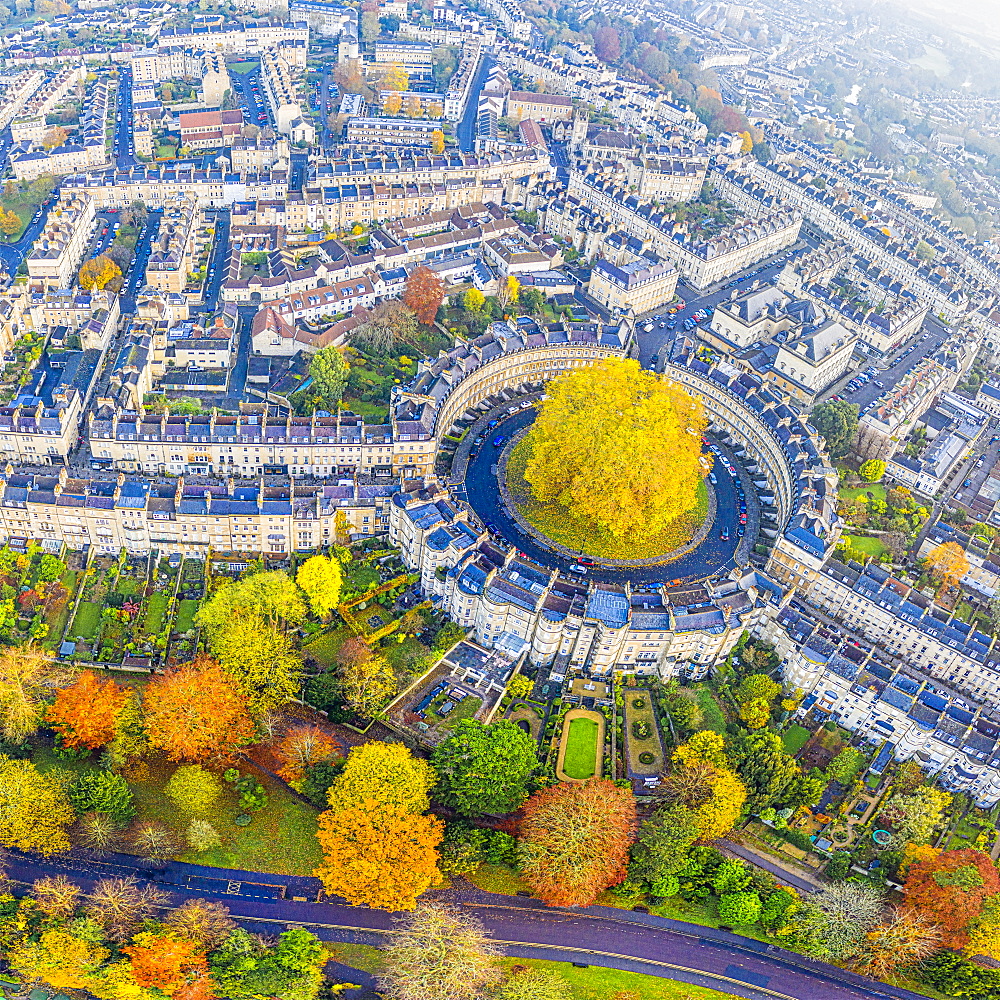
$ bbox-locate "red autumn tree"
[123,932,208,996]
[903,847,1000,949]
[593,25,621,63]
[403,266,445,326]
[46,670,129,750]
[143,656,256,763]
[518,777,636,906]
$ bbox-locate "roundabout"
[460,405,760,587]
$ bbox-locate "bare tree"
[31,874,81,920]
[380,901,503,1000]
[75,811,121,855]
[85,877,169,943]
[165,898,236,948]
[126,819,183,865]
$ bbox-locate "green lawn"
[840,483,887,504]
[562,717,600,779]
[173,599,200,633]
[692,684,727,733]
[33,748,323,876]
[302,627,352,670]
[425,692,482,727]
[69,601,102,639]
[782,725,811,755]
[325,944,739,999]
[143,592,169,634]
[844,535,888,560]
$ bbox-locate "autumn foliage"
[315,802,444,911]
[903,848,1000,948]
[143,656,255,763]
[46,670,129,750]
[123,932,208,996]
[403,266,445,326]
[276,725,342,784]
[517,778,636,907]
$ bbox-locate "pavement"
[0,849,930,1000]
[113,67,140,169]
[717,840,822,894]
[456,53,494,153]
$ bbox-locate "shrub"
[631,721,651,740]
[68,771,135,826]
[187,819,221,851]
[783,828,813,851]
[638,751,655,765]
[165,765,222,815]
[717,891,761,926]
[234,814,252,827]
[631,697,646,709]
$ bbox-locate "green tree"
[432,719,539,816]
[67,771,135,826]
[197,571,306,632]
[717,891,761,925]
[210,927,327,1000]
[629,803,700,883]
[523,358,707,543]
[858,459,886,482]
[826,747,864,784]
[727,730,803,812]
[306,347,349,411]
[810,400,859,458]
[165,765,222,815]
[295,555,342,618]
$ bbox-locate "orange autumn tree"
[315,802,443,911]
[143,656,256,763]
[46,670,129,750]
[518,778,636,907]
[902,847,1000,949]
[276,725,342,785]
[402,266,444,326]
[123,932,208,996]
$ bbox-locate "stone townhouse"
[0,470,395,557]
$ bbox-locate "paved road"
[0,849,928,1000]
[119,208,161,314]
[113,67,139,169]
[635,241,811,368]
[460,408,754,585]
[200,206,230,314]
[456,53,494,153]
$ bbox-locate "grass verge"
[326,943,740,999]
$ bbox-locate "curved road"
[462,409,752,586]
[1,849,926,1000]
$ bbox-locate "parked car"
[492,435,506,447]
[720,527,730,540]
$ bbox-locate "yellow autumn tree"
[326,741,434,814]
[665,734,746,841]
[315,801,444,910]
[431,129,445,154]
[7,929,109,992]
[0,755,74,855]
[966,894,1000,961]
[925,541,969,589]
[383,63,409,92]
[739,130,753,153]
[384,92,403,115]
[77,254,121,291]
[521,358,708,543]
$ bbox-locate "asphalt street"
[460,409,754,585]
[456,53,495,153]
[0,194,54,277]
[635,238,815,368]
[113,67,140,170]
[232,68,272,131]
[0,850,929,1000]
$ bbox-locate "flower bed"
[622,688,665,777]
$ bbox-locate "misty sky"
[904,0,1000,43]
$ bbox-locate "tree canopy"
[522,358,707,542]
[432,719,538,816]
[810,400,858,458]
